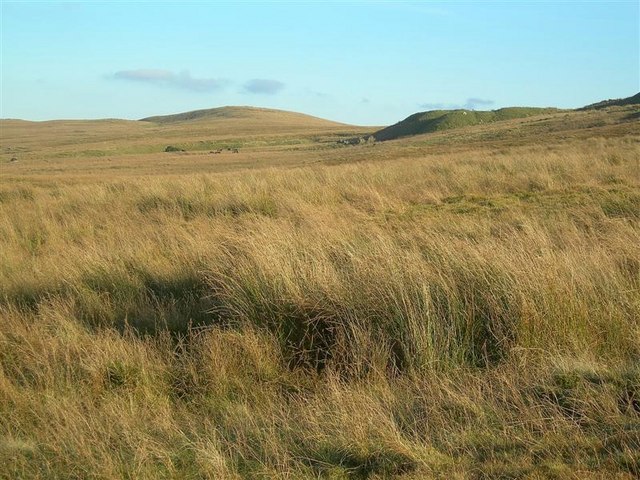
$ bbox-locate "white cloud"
[113,69,227,92]
[243,79,285,95]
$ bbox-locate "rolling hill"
[140,105,347,129]
[0,106,372,172]
[372,107,560,142]
[371,92,640,142]
[580,92,640,110]
[3,91,640,479]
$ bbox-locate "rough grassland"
[1,107,640,478]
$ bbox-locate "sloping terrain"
[372,107,559,141]
[2,104,637,180]
[140,105,347,129]
[0,108,372,176]
[2,113,639,478]
[372,93,640,142]
[581,92,640,110]
[1,97,640,478]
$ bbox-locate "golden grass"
[1,107,639,478]
[1,107,374,179]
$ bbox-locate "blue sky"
[1,1,638,125]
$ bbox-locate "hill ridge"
[580,92,640,110]
[372,107,560,142]
[140,105,348,126]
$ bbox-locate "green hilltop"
[580,92,640,110]
[372,92,639,142]
[372,107,559,142]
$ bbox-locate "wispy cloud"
[305,88,329,98]
[113,69,227,92]
[465,98,494,109]
[419,102,446,110]
[419,98,495,111]
[243,79,285,95]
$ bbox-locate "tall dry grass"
[1,135,639,478]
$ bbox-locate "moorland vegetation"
[1,101,639,478]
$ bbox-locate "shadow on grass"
[301,444,418,479]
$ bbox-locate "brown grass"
[1,106,639,478]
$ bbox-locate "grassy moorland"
[1,105,639,478]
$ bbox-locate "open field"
[1,105,640,478]
[1,107,374,178]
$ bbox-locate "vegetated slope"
[2,104,640,478]
[1,107,373,166]
[2,133,639,478]
[373,107,559,141]
[140,105,346,128]
[581,92,640,110]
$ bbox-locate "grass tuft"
[1,118,639,477]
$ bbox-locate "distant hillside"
[580,92,640,110]
[372,107,558,142]
[140,106,346,128]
